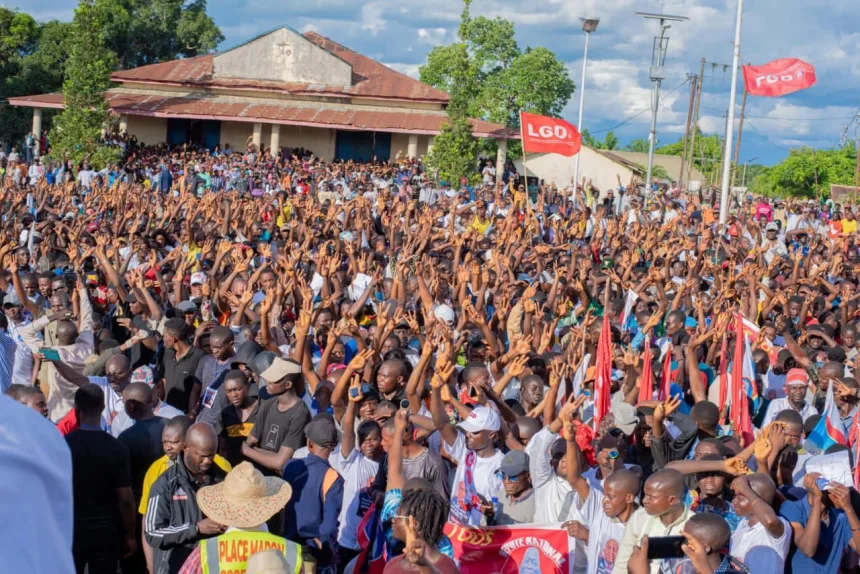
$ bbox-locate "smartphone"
[41,348,60,362]
[349,388,360,399]
[361,383,372,395]
[646,536,686,560]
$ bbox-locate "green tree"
[749,145,857,198]
[49,0,121,169]
[582,129,619,151]
[624,139,650,153]
[420,0,574,161]
[92,0,222,68]
[0,9,72,146]
[656,129,724,184]
[425,9,478,184]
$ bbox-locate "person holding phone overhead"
[19,272,94,422]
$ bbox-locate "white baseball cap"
[434,304,456,326]
[190,272,207,286]
[458,406,501,433]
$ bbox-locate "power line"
[698,105,857,122]
[745,121,794,151]
[590,78,690,134]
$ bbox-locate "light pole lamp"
[742,156,759,188]
[636,12,688,194]
[572,17,599,205]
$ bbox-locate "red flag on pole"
[638,338,653,404]
[731,314,755,445]
[742,58,816,97]
[520,112,582,157]
[592,312,612,429]
[718,336,729,425]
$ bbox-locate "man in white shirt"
[612,469,690,574]
[429,372,504,527]
[762,368,817,426]
[561,418,640,574]
[729,474,791,572]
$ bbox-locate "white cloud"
[360,2,387,36]
[383,62,422,79]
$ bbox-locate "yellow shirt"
[138,454,232,514]
[842,219,858,235]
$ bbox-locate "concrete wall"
[514,146,634,198]
[390,133,410,161]
[276,125,336,160]
[220,121,253,151]
[213,27,352,86]
[126,115,166,145]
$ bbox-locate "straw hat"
[197,462,292,528]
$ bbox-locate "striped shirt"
[0,331,17,393]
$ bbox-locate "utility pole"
[678,75,697,190]
[686,57,706,188]
[719,0,744,225]
[854,121,860,191]
[730,87,748,190]
[637,11,688,191]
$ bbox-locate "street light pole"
[573,18,599,204]
[719,0,744,224]
[637,12,688,193]
[742,157,758,188]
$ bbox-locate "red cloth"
[592,312,612,429]
[520,112,582,157]
[56,408,79,436]
[638,338,653,403]
[743,58,816,97]
[718,336,729,425]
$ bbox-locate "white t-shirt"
[87,376,123,429]
[330,448,380,550]
[6,320,34,387]
[443,432,503,526]
[577,488,628,574]
[527,427,572,523]
[730,516,791,572]
[762,398,817,427]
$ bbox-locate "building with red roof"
[10,27,514,163]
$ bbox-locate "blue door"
[201,121,221,150]
[167,119,190,146]
[335,131,391,162]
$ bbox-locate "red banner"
[742,58,816,97]
[521,112,582,157]
[444,523,574,574]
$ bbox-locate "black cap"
[305,417,338,448]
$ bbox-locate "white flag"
[621,290,639,332]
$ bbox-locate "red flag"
[731,314,755,445]
[593,312,612,429]
[638,338,653,404]
[521,112,582,157]
[658,343,673,401]
[718,336,729,425]
[743,58,816,97]
[854,414,860,492]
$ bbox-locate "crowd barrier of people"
[3,133,860,574]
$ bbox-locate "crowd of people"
[4,133,860,574]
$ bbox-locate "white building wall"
[126,116,167,145]
[212,27,353,86]
[220,121,253,151]
[514,146,634,198]
[277,125,336,160]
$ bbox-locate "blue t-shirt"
[779,493,852,573]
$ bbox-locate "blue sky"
[18,0,860,166]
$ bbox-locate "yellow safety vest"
[200,530,302,574]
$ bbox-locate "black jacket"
[144,455,228,574]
